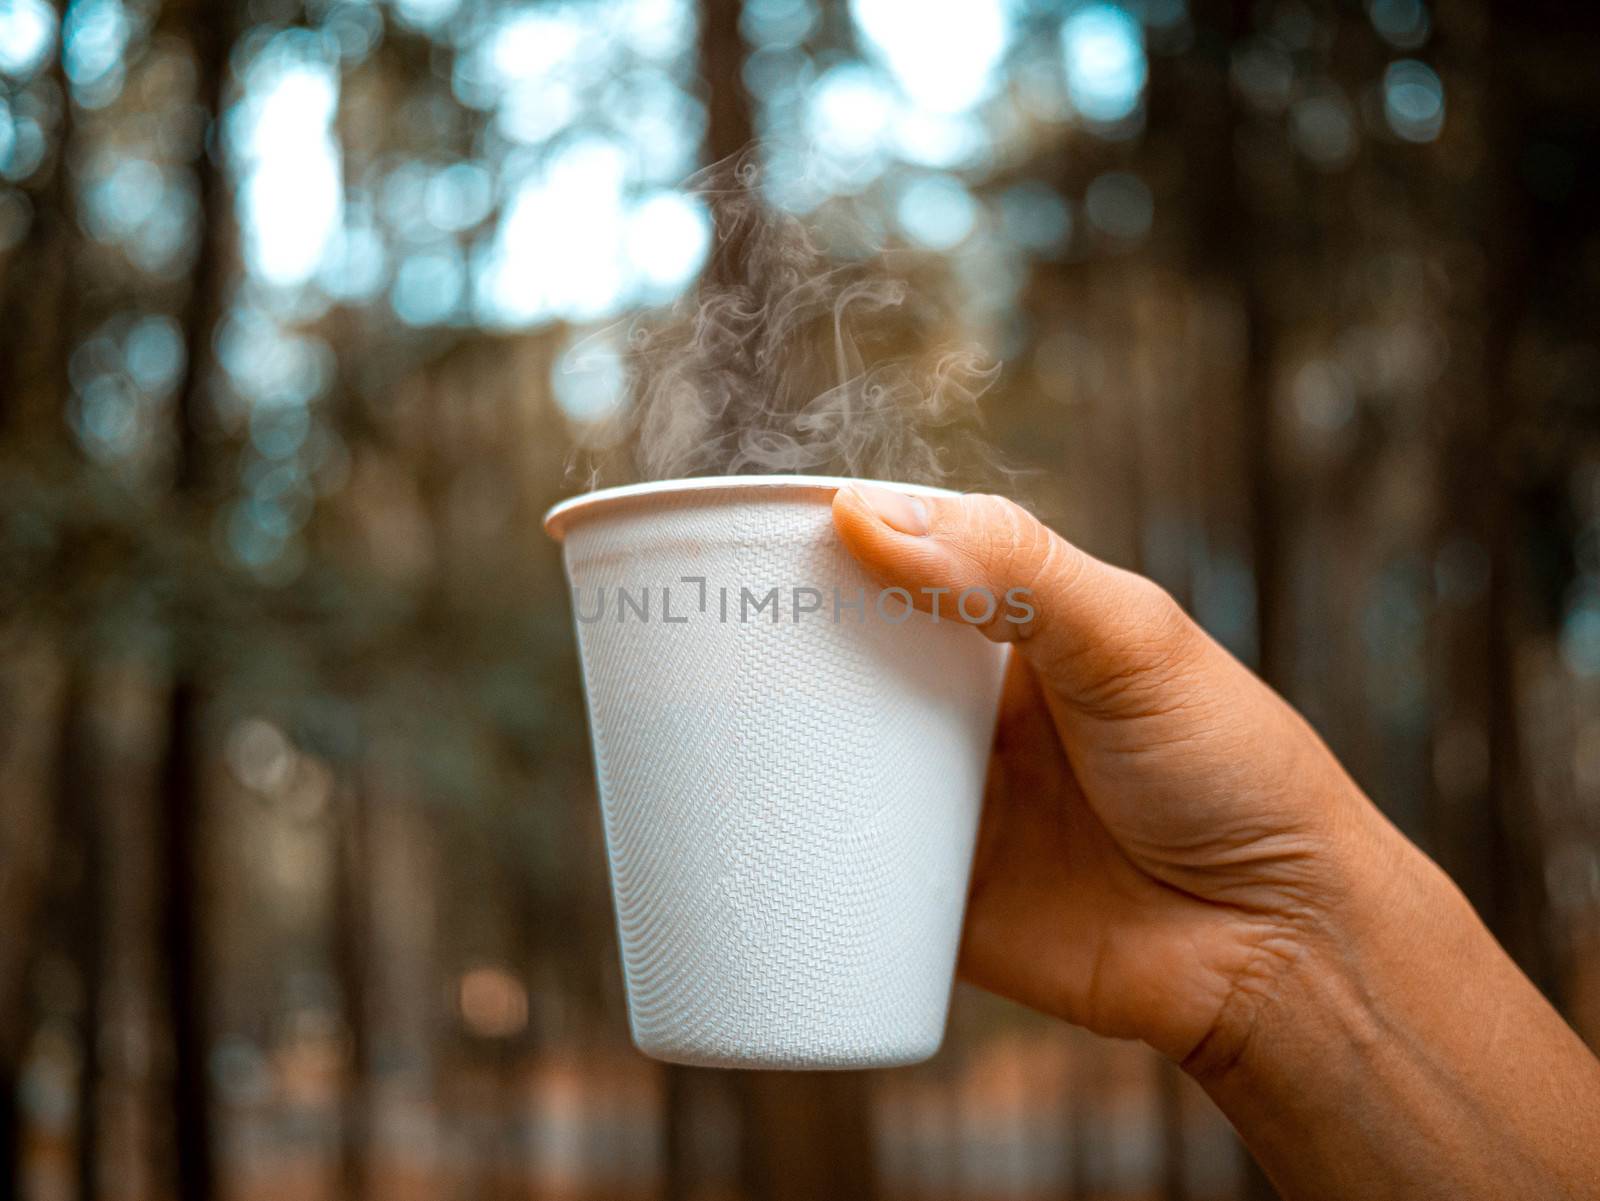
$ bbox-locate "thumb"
[832,483,1208,716]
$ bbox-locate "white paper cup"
[544,475,1007,1069]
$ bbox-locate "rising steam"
[573,153,1003,487]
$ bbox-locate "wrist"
[1180,797,1438,1092]
[1178,793,1600,1200]
[1177,810,1460,1201]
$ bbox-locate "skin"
[833,483,1600,1201]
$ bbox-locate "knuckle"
[1128,577,1187,636]
[1076,577,1206,715]
[1133,580,1202,663]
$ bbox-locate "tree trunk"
[1157,1059,1190,1201]
[53,670,104,1201]
[661,1064,696,1201]
[0,15,80,1187]
[0,1073,18,1201]
[0,639,71,1199]
[334,780,373,1201]
[699,0,755,169]
[1459,0,1572,993]
[157,678,215,1201]
[0,13,73,447]
[167,0,236,499]
[736,1073,877,1201]
[155,1,236,1195]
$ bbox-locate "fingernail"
[850,483,930,536]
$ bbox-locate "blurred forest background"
[1,0,1598,1198]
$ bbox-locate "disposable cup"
[544,475,1007,1069]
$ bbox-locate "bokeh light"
[741,0,818,49]
[394,0,460,34]
[625,190,712,301]
[850,0,1010,117]
[1060,4,1146,125]
[1561,598,1600,677]
[0,104,44,182]
[1383,59,1445,143]
[478,136,625,327]
[998,182,1071,254]
[0,184,30,249]
[1291,83,1358,169]
[61,0,135,108]
[231,37,343,289]
[896,173,977,250]
[391,247,466,326]
[1369,0,1431,50]
[1231,38,1295,113]
[458,965,529,1039]
[424,162,495,233]
[552,326,630,426]
[0,0,55,78]
[803,62,895,190]
[1085,170,1153,242]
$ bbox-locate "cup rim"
[543,474,963,542]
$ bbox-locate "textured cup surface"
[547,477,1007,1069]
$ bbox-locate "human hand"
[832,483,1600,1199]
[831,483,1403,1065]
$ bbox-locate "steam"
[575,153,1003,487]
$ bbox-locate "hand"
[832,483,1600,1200]
[832,483,1394,1064]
